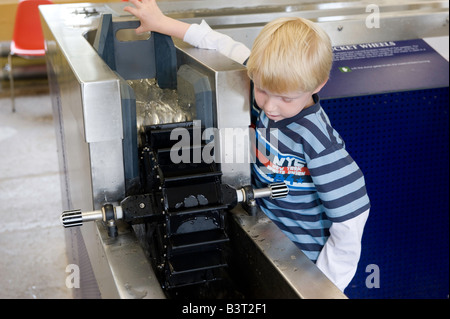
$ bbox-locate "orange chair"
[6,0,53,112]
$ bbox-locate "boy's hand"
[123,0,190,39]
[123,0,166,34]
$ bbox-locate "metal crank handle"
[253,182,289,199]
[228,182,288,216]
[60,204,123,228]
[236,182,289,202]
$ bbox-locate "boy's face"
[253,79,315,122]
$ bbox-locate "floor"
[0,80,73,298]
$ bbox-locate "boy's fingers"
[127,0,141,8]
[135,26,145,35]
[123,6,136,16]
[123,5,144,33]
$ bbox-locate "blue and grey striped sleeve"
[308,143,370,222]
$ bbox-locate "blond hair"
[247,17,332,94]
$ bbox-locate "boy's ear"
[313,78,329,94]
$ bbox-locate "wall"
[0,0,123,42]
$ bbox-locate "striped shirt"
[252,94,371,262]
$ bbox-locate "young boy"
[124,0,370,292]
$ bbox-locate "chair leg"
[8,53,16,113]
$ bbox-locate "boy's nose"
[263,96,277,113]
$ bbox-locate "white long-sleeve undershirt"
[183,20,251,64]
[316,209,369,291]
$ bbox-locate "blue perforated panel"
[321,88,449,298]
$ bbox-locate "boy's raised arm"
[124,0,190,40]
[124,0,251,64]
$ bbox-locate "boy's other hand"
[123,0,190,39]
[123,0,167,34]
